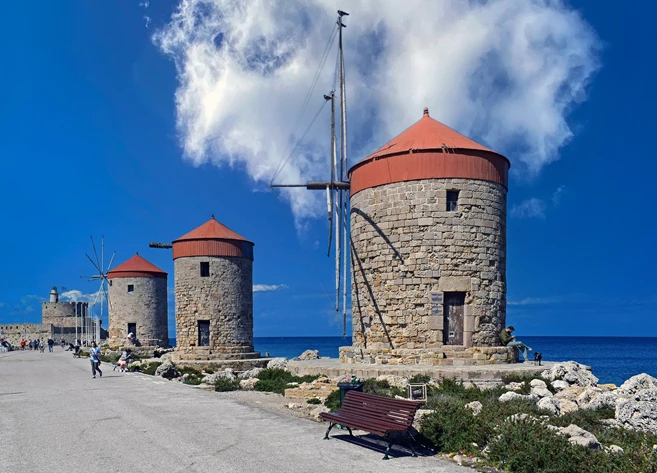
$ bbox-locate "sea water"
[168,336,657,386]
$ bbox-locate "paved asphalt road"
[0,349,473,473]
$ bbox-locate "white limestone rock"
[530,379,548,389]
[499,391,537,403]
[557,424,601,449]
[202,370,237,384]
[555,386,587,402]
[552,380,570,392]
[541,362,598,387]
[618,374,657,396]
[583,391,619,410]
[576,387,603,406]
[465,401,483,416]
[605,445,624,454]
[376,375,409,389]
[239,378,258,390]
[504,382,524,391]
[155,360,180,379]
[615,390,657,434]
[537,397,560,415]
[296,350,320,360]
[559,399,579,416]
[238,367,263,380]
[311,405,330,420]
[267,358,289,370]
[532,387,553,398]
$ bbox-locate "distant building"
[107,253,168,347]
[342,108,514,365]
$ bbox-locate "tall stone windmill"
[81,236,115,342]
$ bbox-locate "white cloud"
[253,284,287,292]
[60,289,106,306]
[510,198,546,219]
[508,296,567,306]
[552,185,566,206]
[153,0,600,222]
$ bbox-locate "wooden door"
[443,292,465,345]
[198,320,210,347]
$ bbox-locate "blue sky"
[0,1,655,337]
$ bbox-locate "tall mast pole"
[338,10,349,334]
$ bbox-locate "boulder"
[465,401,483,416]
[552,380,570,392]
[555,386,587,402]
[541,362,598,387]
[238,368,264,380]
[376,375,409,389]
[559,399,579,416]
[583,391,619,410]
[239,378,258,390]
[537,397,560,415]
[310,405,330,420]
[296,350,320,360]
[504,382,524,391]
[267,357,288,370]
[618,374,657,396]
[557,424,601,449]
[576,387,603,406]
[155,360,180,379]
[605,445,624,454]
[499,391,536,403]
[202,370,237,384]
[615,390,657,434]
[532,387,553,399]
[530,379,548,389]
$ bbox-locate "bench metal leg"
[346,426,353,437]
[323,422,335,440]
[404,432,417,457]
[383,440,393,460]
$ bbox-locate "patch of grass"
[214,378,240,392]
[306,397,322,405]
[100,353,121,363]
[79,351,90,358]
[253,368,320,395]
[178,366,204,385]
[139,361,162,376]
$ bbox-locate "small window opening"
[200,262,210,277]
[446,190,459,211]
[127,284,134,293]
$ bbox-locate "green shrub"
[408,374,431,384]
[487,417,587,473]
[214,378,240,392]
[79,351,90,358]
[362,379,406,398]
[307,397,322,405]
[100,353,121,363]
[420,398,485,454]
[177,367,204,385]
[325,390,341,412]
[140,361,162,376]
[253,368,319,395]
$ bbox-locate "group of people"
[18,338,55,352]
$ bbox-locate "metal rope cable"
[270,99,328,184]
[270,26,338,185]
[298,239,334,308]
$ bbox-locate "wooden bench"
[319,390,424,460]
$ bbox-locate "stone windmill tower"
[170,216,258,360]
[341,108,512,365]
[107,253,168,347]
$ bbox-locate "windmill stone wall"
[108,276,168,347]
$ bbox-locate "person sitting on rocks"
[500,326,532,362]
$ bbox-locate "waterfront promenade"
[0,349,471,473]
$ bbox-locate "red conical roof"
[366,107,495,159]
[173,215,252,243]
[107,253,167,279]
[348,108,510,195]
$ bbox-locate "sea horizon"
[167,335,657,386]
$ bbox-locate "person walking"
[89,342,103,379]
[20,339,26,350]
[47,338,54,353]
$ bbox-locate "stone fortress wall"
[342,178,509,365]
[0,324,53,346]
[108,276,168,347]
[42,301,89,328]
[174,256,253,354]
